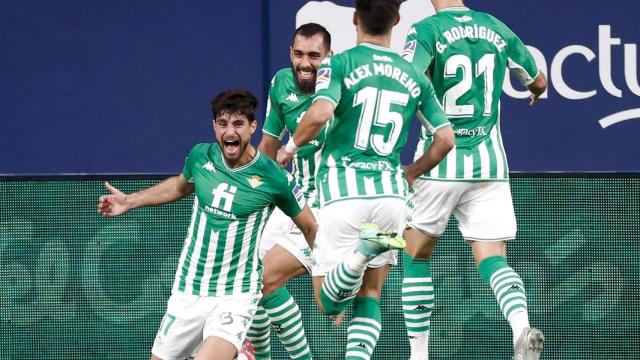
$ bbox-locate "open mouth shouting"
[222,138,241,157]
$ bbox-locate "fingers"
[104,181,123,195]
[529,94,539,106]
[97,195,112,216]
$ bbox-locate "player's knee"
[261,276,281,297]
[405,245,434,260]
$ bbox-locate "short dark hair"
[355,0,401,36]
[210,89,258,121]
[291,23,331,51]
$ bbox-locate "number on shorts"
[220,312,234,325]
[160,313,176,336]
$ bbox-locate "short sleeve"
[417,76,450,134]
[313,56,344,106]
[402,23,436,75]
[262,75,286,140]
[272,168,305,218]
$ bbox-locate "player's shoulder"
[470,10,516,35]
[254,152,290,183]
[273,67,294,83]
[188,142,214,158]
[271,68,296,91]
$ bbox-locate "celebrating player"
[277,1,454,359]
[246,23,332,360]
[97,89,317,360]
[401,1,548,359]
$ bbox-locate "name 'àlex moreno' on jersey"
[173,143,305,297]
[313,42,451,206]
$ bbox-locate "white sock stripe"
[291,348,312,359]
[347,330,378,347]
[407,330,430,337]
[499,292,527,310]
[503,299,528,316]
[403,277,432,283]
[489,267,513,285]
[339,262,362,279]
[403,304,433,311]
[345,351,369,359]
[490,268,517,287]
[348,326,381,342]
[266,297,297,316]
[402,286,434,293]
[351,317,382,330]
[403,294,435,302]
[406,320,431,328]
[500,293,527,311]
[493,274,524,290]
[494,280,525,299]
[279,319,304,337]
[268,305,301,323]
[283,339,309,352]
[404,312,432,320]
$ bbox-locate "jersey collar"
[219,147,261,172]
[439,6,470,12]
[359,42,396,54]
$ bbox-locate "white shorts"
[407,180,517,241]
[151,291,260,360]
[312,198,405,276]
[259,207,315,273]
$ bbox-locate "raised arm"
[276,99,334,166]
[97,174,194,217]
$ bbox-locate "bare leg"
[195,336,237,360]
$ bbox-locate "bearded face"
[290,34,330,94]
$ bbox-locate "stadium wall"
[2,0,639,174]
[1,175,638,359]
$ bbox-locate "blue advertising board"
[1,0,638,174]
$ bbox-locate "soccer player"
[400,1,548,359]
[246,23,332,360]
[97,89,317,360]
[277,1,454,359]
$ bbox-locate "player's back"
[405,7,538,181]
[408,8,537,147]
[314,43,435,205]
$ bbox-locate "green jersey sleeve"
[313,56,344,106]
[182,143,208,182]
[417,76,450,133]
[273,168,305,218]
[262,75,286,140]
[403,22,437,74]
[500,23,539,85]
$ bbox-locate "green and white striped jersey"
[263,68,325,207]
[403,7,539,181]
[173,143,305,297]
[314,43,450,206]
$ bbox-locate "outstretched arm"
[276,99,334,166]
[97,174,194,217]
[404,126,455,187]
